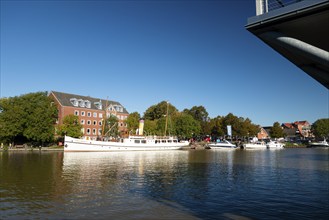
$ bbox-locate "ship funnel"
[138,119,144,136]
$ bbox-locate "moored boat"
[208,140,237,149]
[243,141,267,149]
[308,138,329,148]
[64,135,189,152]
[266,140,284,149]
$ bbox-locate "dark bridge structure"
[246,0,329,89]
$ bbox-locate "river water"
[0,148,328,220]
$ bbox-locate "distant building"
[282,121,312,140]
[49,91,129,139]
[257,127,269,140]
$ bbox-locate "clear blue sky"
[1,0,328,126]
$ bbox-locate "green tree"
[183,106,209,136]
[57,115,82,138]
[144,101,178,120]
[22,92,58,145]
[173,112,201,139]
[103,114,119,137]
[0,92,57,146]
[222,113,240,136]
[208,116,224,137]
[0,96,25,144]
[270,122,284,138]
[312,118,329,138]
[144,119,157,135]
[126,112,141,133]
[183,106,209,122]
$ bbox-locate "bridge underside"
[246,0,329,89]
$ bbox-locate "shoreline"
[0,147,64,152]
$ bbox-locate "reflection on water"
[0,149,328,219]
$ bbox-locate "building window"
[85,100,91,108]
[81,128,85,134]
[99,120,102,126]
[87,120,91,125]
[92,129,96,135]
[81,119,85,125]
[78,99,85,108]
[93,112,97,118]
[74,110,79,116]
[87,112,91,117]
[93,120,97,125]
[98,129,102,135]
[99,113,103,118]
[86,128,90,135]
[81,111,85,116]
[70,98,78,106]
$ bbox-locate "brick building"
[49,91,129,139]
[282,121,312,140]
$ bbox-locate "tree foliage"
[312,118,329,138]
[172,112,201,139]
[56,115,82,138]
[0,92,58,145]
[103,114,119,137]
[144,101,178,120]
[126,112,141,133]
[270,122,284,138]
[183,106,208,122]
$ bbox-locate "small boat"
[266,140,284,149]
[243,141,267,149]
[308,138,329,148]
[208,140,237,149]
[64,135,189,152]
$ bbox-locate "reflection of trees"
[0,151,64,214]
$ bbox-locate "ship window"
[168,140,172,143]
[162,140,166,143]
[173,140,177,143]
[134,140,140,144]
[141,140,146,144]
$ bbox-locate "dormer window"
[78,99,85,107]
[94,100,102,110]
[70,98,78,107]
[85,100,91,108]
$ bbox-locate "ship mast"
[102,97,109,137]
[164,101,169,137]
